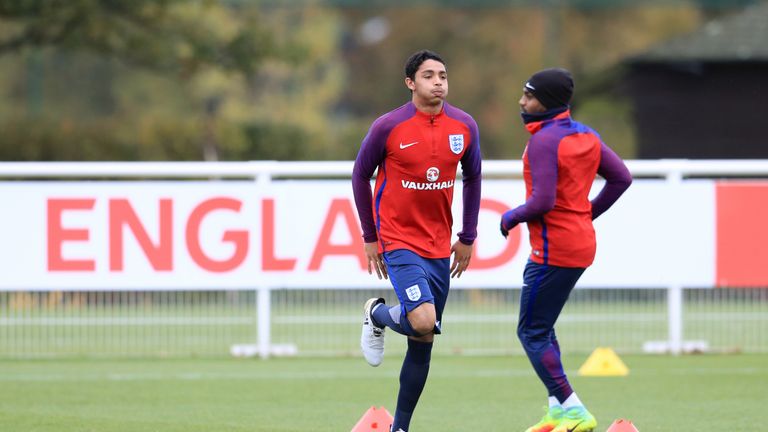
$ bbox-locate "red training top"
[503,110,632,267]
[352,102,482,259]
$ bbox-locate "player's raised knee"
[407,303,437,335]
[409,315,436,335]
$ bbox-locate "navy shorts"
[383,249,450,334]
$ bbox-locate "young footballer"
[501,68,632,432]
[352,49,482,432]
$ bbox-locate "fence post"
[665,161,684,356]
[254,163,273,359]
[668,285,683,355]
[257,286,271,359]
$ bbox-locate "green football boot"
[551,406,597,432]
[524,406,565,432]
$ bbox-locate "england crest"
[405,284,421,301]
[449,134,464,154]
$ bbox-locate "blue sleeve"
[502,134,558,229]
[457,117,482,245]
[352,119,389,243]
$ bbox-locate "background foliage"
[0,1,754,161]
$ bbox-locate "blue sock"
[372,304,407,335]
[392,339,432,431]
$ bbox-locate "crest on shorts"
[405,284,421,301]
[426,166,440,182]
[449,134,464,154]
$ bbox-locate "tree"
[0,0,280,77]
[0,0,301,161]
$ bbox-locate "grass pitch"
[0,353,765,431]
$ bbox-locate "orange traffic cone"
[606,419,639,432]
[351,406,394,432]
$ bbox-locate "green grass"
[0,353,765,431]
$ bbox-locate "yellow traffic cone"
[578,347,629,376]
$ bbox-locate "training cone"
[578,347,629,376]
[351,406,394,432]
[606,418,639,432]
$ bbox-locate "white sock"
[548,396,561,408]
[562,392,584,409]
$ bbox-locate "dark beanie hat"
[524,68,574,109]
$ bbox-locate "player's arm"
[352,120,388,279]
[500,135,558,237]
[452,118,482,278]
[590,141,632,220]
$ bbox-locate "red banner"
[716,182,768,287]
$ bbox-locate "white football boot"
[360,297,386,366]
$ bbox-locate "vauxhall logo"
[400,166,454,190]
[400,180,455,190]
[426,167,440,182]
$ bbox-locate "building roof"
[632,1,768,62]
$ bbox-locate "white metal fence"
[1,287,766,358]
[1,160,767,359]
